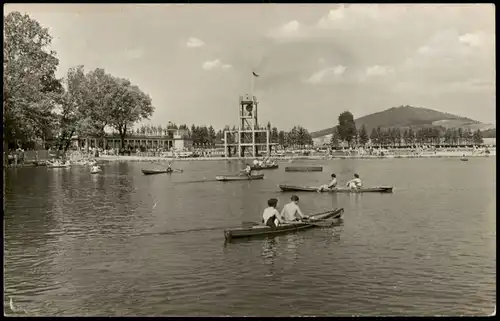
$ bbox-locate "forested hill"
[311,105,494,138]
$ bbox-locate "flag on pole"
[252,71,260,77]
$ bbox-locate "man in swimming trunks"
[317,173,337,192]
[346,173,362,189]
[281,195,308,222]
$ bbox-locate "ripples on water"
[4,158,496,316]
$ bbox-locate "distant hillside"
[311,105,494,139]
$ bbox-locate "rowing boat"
[250,164,279,170]
[141,169,176,175]
[285,166,323,172]
[47,164,71,168]
[215,174,265,181]
[224,208,344,240]
[460,158,469,162]
[278,184,393,193]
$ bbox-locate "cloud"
[267,20,307,40]
[125,48,144,60]
[202,59,232,71]
[365,65,394,77]
[459,31,489,47]
[305,65,346,84]
[186,37,205,48]
[317,4,404,30]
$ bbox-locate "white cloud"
[317,4,403,30]
[305,65,346,84]
[125,48,144,60]
[459,32,487,47]
[186,37,205,48]
[267,20,307,40]
[282,20,300,33]
[202,59,232,71]
[365,65,394,77]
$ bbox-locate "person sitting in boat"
[346,173,363,189]
[240,164,252,177]
[262,198,283,228]
[166,163,173,173]
[317,173,337,192]
[253,159,259,167]
[281,195,308,222]
[258,158,264,167]
[91,165,100,172]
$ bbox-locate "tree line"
[4,12,154,151]
[134,122,313,149]
[330,111,485,148]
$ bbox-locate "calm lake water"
[4,158,496,316]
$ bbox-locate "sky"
[5,3,496,131]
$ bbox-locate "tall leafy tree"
[108,78,154,149]
[337,111,357,147]
[3,11,62,148]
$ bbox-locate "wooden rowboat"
[141,168,181,175]
[285,166,323,172]
[250,164,279,170]
[460,158,469,161]
[215,174,264,181]
[278,184,393,193]
[224,208,344,240]
[47,164,71,169]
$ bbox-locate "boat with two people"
[279,173,393,193]
[224,197,344,240]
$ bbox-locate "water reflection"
[262,238,278,277]
[349,192,363,207]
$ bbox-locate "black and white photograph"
[3,3,496,316]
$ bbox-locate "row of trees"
[330,111,485,148]
[133,122,313,149]
[4,12,154,151]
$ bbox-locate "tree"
[271,127,279,144]
[56,66,87,151]
[208,125,216,146]
[473,129,484,145]
[278,130,286,148]
[358,125,369,146]
[3,11,62,148]
[370,128,378,146]
[337,111,357,147]
[330,127,340,148]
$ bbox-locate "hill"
[311,105,494,139]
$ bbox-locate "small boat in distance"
[216,174,265,181]
[278,184,393,193]
[224,208,344,240]
[285,166,323,172]
[142,168,182,175]
[47,160,71,168]
[460,158,469,161]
